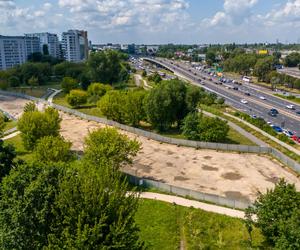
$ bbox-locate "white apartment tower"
[61,30,88,62]
[25,32,60,58]
[0,35,40,70]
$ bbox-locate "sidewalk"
[140,192,246,219]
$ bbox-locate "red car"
[291,135,300,143]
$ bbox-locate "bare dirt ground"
[1,94,300,202]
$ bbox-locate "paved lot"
[1,94,300,203]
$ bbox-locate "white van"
[242,76,252,83]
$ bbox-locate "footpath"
[140,192,245,219]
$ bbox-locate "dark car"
[233,87,238,91]
[244,92,251,96]
[296,111,300,115]
[272,126,283,133]
[270,108,279,114]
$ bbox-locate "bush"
[61,77,79,93]
[87,83,112,103]
[66,89,88,107]
[34,136,73,163]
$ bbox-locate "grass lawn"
[4,134,34,162]
[226,127,257,146]
[4,120,17,132]
[136,199,268,249]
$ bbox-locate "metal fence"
[124,169,251,210]
[1,90,299,173]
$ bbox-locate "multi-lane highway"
[143,57,300,136]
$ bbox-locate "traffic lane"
[148,59,300,134]
[172,65,300,135]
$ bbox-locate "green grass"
[53,92,71,107]
[4,120,17,132]
[226,128,257,146]
[274,94,300,104]
[4,134,34,162]
[136,199,268,249]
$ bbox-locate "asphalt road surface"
[144,57,300,136]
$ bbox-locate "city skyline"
[0,1,300,44]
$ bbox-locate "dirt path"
[1,93,300,202]
[140,192,245,219]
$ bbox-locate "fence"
[1,90,300,173]
[124,169,251,210]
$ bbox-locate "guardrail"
[1,90,299,173]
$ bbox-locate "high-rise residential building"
[25,32,61,58]
[61,30,89,62]
[0,35,40,70]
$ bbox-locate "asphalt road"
[144,57,300,136]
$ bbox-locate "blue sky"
[1,0,300,44]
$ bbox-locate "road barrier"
[124,169,251,210]
[1,90,300,173]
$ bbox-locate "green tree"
[23,102,37,113]
[0,140,17,182]
[284,52,300,67]
[84,127,140,169]
[17,107,61,150]
[28,76,39,88]
[97,90,127,123]
[182,114,229,142]
[61,77,79,93]
[124,90,147,126]
[0,115,5,137]
[88,50,128,84]
[185,86,203,112]
[0,162,65,249]
[87,82,112,103]
[206,51,216,66]
[245,179,300,248]
[48,160,143,249]
[253,56,275,81]
[7,76,20,87]
[66,89,88,107]
[34,136,73,163]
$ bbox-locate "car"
[251,115,257,119]
[241,99,248,104]
[283,130,294,137]
[270,108,279,114]
[296,111,300,115]
[291,135,299,142]
[286,104,295,110]
[272,126,283,133]
[233,87,239,91]
[259,96,266,100]
[244,92,251,96]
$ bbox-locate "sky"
[1,0,300,44]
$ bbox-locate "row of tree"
[0,105,144,249]
[0,50,130,90]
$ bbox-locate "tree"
[0,140,17,182]
[0,115,5,137]
[245,179,300,248]
[124,90,146,126]
[182,114,229,142]
[20,62,51,84]
[206,51,216,66]
[66,89,88,107]
[28,76,39,88]
[284,52,300,67]
[185,86,203,112]
[148,72,162,84]
[7,76,20,87]
[253,56,275,81]
[144,85,174,131]
[34,136,73,163]
[61,77,79,93]
[0,162,65,249]
[97,91,127,123]
[87,82,112,103]
[84,127,140,169]
[88,50,128,84]
[23,102,37,113]
[17,107,61,150]
[48,160,143,249]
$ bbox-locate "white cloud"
[203,0,259,27]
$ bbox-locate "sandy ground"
[1,94,300,202]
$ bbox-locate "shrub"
[66,89,88,107]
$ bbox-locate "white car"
[241,99,248,104]
[286,104,295,110]
[259,96,266,100]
